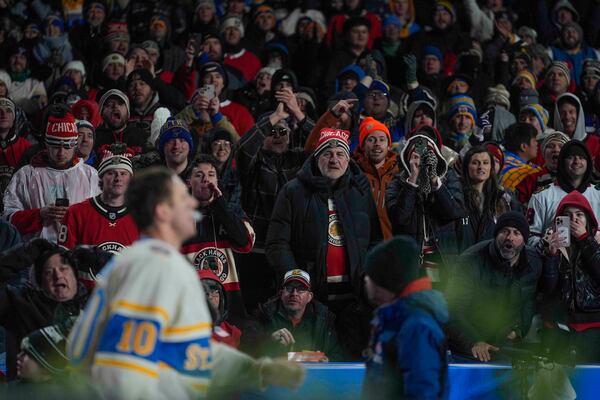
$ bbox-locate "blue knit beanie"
[157,118,194,156]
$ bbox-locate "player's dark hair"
[126,166,175,231]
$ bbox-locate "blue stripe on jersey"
[160,337,212,378]
[97,314,161,362]
[96,313,212,379]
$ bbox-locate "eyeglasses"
[267,127,290,137]
[211,140,231,148]
[368,91,388,100]
[283,285,309,294]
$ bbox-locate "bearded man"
[445,212,543,362]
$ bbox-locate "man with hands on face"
[271,71,314,148]
[181,155,254,322]
[445,212,543,362]
[385,130,464,284]
[236,96,314,311]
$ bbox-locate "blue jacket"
[362,285,449,400]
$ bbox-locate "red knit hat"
[105,21,129,41]
[314,128,350,159]
[359,117,391,149]
[197,268,222,284]
[45,113,78,148]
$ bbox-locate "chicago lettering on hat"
[45,114,79,148]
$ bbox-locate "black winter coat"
[455,188,522,253]
[266,158,381,304]
[243,296,344,361]
[386,169,465,258]
[541,236,600,327]
[445,240,543,356]
[236,117,312,249]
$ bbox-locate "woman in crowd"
[456,145,520,252]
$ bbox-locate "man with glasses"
[244,269,343,361]
[3,108,99,241]
[361,80,401,147]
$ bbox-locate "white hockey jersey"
[68,238,214,399]
[3,158,99,242]
[527,183,600,247]
[67,238,268,399]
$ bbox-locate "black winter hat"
[271,68,298,91]
[209,127,234,145]
[364,236,421,294]
[493,211,530,240]
[33,240,67,287]
[126,68,155,90]
[199,61,229,90]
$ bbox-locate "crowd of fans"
[0,0,599,397]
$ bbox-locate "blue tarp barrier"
[242,362,600,399]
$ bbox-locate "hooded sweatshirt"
[198,269,242,348]
[543,190,600,332]
[553,93,600,172]
[527,141,600,247]
[363,281,449,399]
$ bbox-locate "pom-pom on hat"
[46,113,78,148]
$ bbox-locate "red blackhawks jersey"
[180,199,254,319]
[59,195,140,252]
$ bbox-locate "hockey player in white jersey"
[68,166,304,399]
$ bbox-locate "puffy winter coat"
[266,158,381,304]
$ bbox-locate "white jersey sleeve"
[527,189,546,248]
[3,165,32,221]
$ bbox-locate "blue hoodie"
[362,287,449,400]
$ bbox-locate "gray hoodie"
[553,92,586,141]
